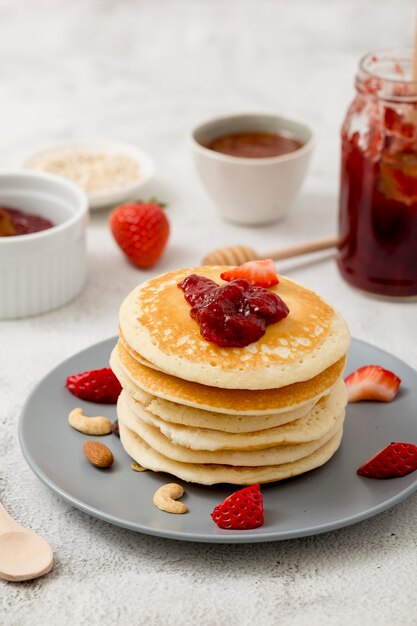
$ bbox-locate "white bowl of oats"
[22,139,155,210]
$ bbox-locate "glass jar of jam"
[338,49,417,298]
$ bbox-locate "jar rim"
[357,48,417,102]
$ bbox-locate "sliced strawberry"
[344,365,401,403]
[220,259,278,287]
[66,368,122,404]
[357,442,417,478]
[211,484,264,530]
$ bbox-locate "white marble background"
[2,1,417,624]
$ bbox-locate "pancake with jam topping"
[118,266,350,390]
[112,265,350,485]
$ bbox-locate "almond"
[83,440,114,468]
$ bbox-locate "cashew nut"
[153,483,188,514]
[131,462,147,472]
[68,407,113,436]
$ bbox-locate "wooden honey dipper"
[202,235,339,265]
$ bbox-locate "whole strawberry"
[109,199,169,269]
[66,368,122,404]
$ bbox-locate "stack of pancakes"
[110,266,350,485]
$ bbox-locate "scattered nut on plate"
[153,483,188,514]
[131,462,146,472]
[83,441,114,468]
[68,407,113,435]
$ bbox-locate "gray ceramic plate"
[19,337,417,543]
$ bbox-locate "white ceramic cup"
[191,113,314,225]
[0,171,88,319]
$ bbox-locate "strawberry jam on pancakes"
[178,274,289,347]
[0,207,53,236]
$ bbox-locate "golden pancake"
[119,422,344,485]
[119,267,350,389]
[110,351,153,405]
[110,342,346,415]
[120,380,347,451]
[119,331,164,373]
[118,390,345,466]
[145,396,316,433]
[113,348,317,430]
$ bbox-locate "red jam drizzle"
[178,274,289,348]
[0,207,54,237]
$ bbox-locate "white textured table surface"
[2,1,417,624]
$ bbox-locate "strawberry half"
[357,442,417,478]
[109,199,169,269]
[344,365,401,403]
[66,368,122,404]
[211,484,264,530]
[220,259,278,287]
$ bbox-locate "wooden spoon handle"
[0,503,23,533]
[263,236,339,261]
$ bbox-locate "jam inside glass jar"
[338,50,417,298]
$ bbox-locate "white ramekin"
[191,113,314,225]
[0,171,88,319]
